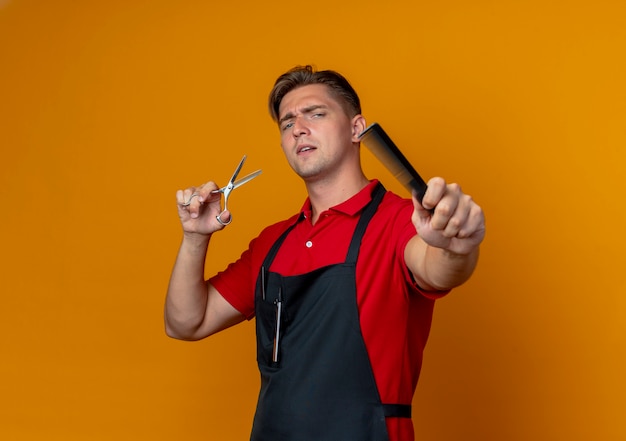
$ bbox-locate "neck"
[305,172,370,224]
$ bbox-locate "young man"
[166,65,485,441]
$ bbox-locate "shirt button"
[305,241,313,248]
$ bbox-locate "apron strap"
[382,403,412,418]
[345,182,386,264]
[261,214,303,270]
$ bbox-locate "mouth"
[296,145,316,155]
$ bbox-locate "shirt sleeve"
[209,216,298,320]
[209,244,257,320]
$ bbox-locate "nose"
[292,116,310,138]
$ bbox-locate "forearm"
[422,243,479,291]
[406,236,480,291]
[165,233,211,340]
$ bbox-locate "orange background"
[1,0,625,439]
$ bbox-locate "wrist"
[181,231,211,251]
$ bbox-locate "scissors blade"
[227,155,247,185]
[232,169,262,189]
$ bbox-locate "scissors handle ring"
[181,193,199,207]
[216,211,232,226]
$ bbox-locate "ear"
[350,114,367,143]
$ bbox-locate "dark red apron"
[251,183,411,440]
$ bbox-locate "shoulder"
[375,190,415,231]
[360,188,416,256]
[247,212,302,259]
[380,189,412,209]
[256,212,301,243]
[364,189,417,267]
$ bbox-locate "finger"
[457,202,485,239]
[177,189,197,215]
[421,177,446,211]
[216,210,232,226]
[176,189,186,206]
[196,182,221,203]
[431,196,460,233]
[176,190,192,219]
[431,182,465,231]
[412,191,433,225]
[178,187,205,219]
[441,196,470,238]
[179,187,197,206]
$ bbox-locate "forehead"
[278,84,342,117]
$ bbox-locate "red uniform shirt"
[210,180,446,441]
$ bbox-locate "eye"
[282,121,294,131]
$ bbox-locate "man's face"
[277,84,361,182]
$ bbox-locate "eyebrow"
[278,104,328,125]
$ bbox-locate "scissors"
[182,155,262,226]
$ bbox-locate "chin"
[296,164,326,179]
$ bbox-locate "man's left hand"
[411,177,486,256]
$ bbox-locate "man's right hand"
[176,181,230,236]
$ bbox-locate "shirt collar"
[299,179,380,219]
